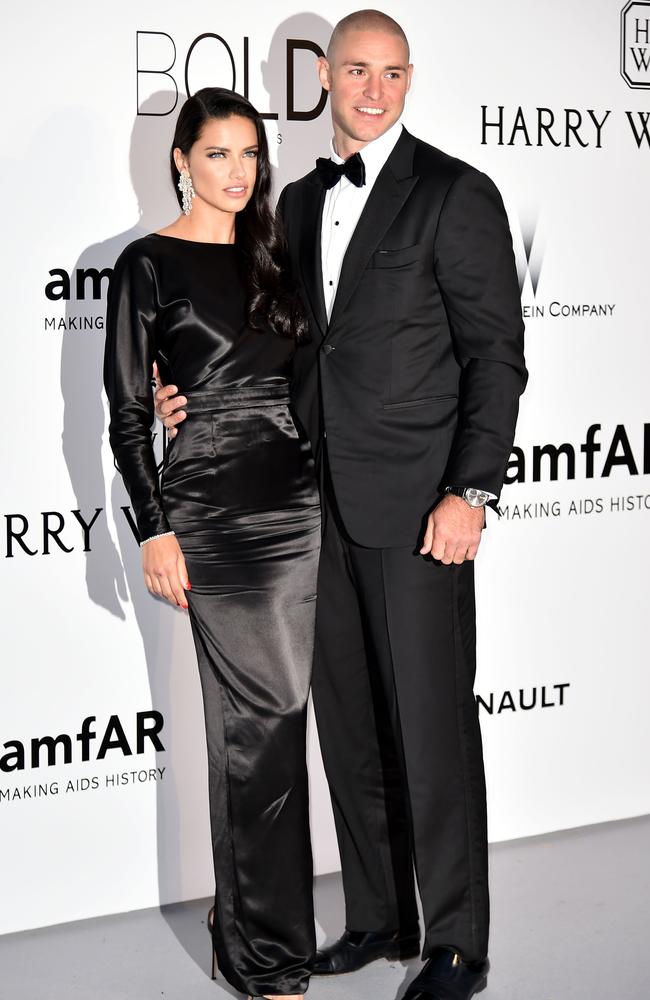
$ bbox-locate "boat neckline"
[150,233,237,246]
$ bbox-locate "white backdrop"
[1,0,649,935]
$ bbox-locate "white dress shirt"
[320,119,404,320]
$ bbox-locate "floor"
[1,815,648,1000]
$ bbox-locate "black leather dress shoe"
[403,948,489,1000]
[312,927,421,975]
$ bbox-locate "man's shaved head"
[318,9,413,155]
[327,9,410,63]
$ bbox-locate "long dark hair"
[170,87,307,340]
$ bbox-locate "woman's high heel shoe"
[207,905,218,980]
[211,910,302,999]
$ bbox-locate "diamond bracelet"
[139,530,176,548]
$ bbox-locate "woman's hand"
[141,534,191,608]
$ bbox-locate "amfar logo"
[0,711,165,774]
[44,266,111,332]
[621,1,650,89]
[505,423,650,485]
[45,268,111,302]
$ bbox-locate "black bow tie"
[316,152,366,190]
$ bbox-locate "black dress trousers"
[312,475,489,963]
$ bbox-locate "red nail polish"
[186,582,192,590]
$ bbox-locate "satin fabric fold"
[172,387,320,996]
[104,236,320,995]
[104,235,296,543]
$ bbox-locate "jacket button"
[323,344,335,355]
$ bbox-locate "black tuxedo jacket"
[279,127,527,548]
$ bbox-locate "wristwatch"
[444,486,492,508]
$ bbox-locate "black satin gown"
[103,234,320,997]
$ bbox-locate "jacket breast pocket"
[382,394,458,411]
[370,243,424,269]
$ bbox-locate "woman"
[103,88,320,1000]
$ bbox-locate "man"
[157,11,526,1000]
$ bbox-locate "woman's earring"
[178,169,195,216]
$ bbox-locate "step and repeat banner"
[1,0,648,934]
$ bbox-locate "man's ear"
[317,56,332,92]
[406,63,414,94]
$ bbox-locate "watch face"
[465,488,489,507]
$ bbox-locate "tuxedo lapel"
[328,129,418,335]
[297,176,327,337]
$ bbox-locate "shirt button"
[335,221,340,226]
[329,280,333,286]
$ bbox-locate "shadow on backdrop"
[61,90,203,979]
[262,13,334,186]
[61,9,341,988]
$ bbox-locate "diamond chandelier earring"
[178,169,195,216]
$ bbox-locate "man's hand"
[420,494,485,564]
[153,361,186,439]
